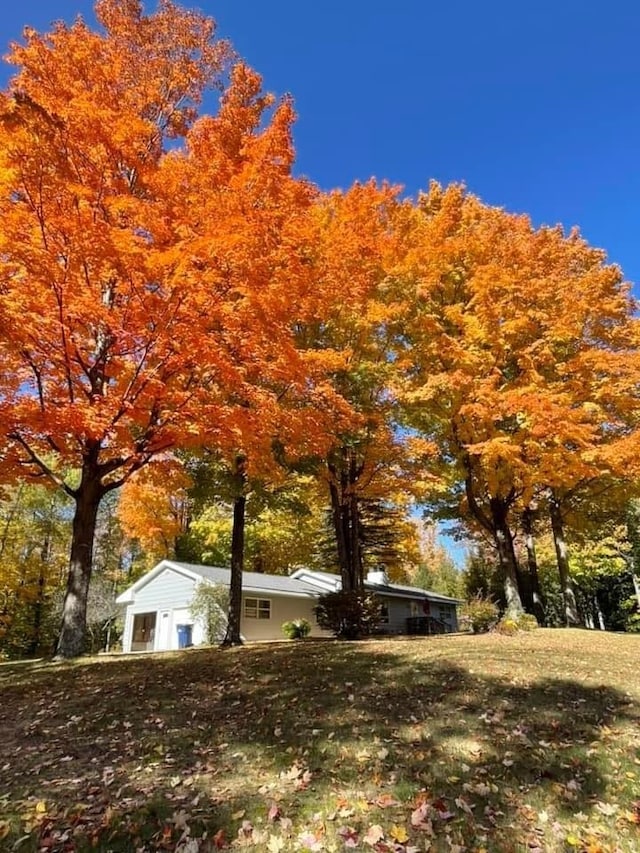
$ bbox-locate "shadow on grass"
[1,637,639,851]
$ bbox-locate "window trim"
[244,596,271,619]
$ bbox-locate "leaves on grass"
[2,632,640,851]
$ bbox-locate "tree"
[398,182,639,620]
[0,2,317,657]
[118,461,191,562]
[298,183,428,592]
[189,581,229,644]
[409,521,464,598]
[0,483,70,656]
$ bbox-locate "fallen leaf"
[362,824,384,846]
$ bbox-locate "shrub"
[314,590,383,640]
[189,581,229,644]
[282,618,311,640]
[495,617,518,635]
[517,613,539,631]
[495,613,539,634]
[463,595,499,634]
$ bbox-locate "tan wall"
[240,593,328,641]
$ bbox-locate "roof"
[116,560,318,605]
[169,562,315,597]
[116,561,461,607]
[291,568,461,604]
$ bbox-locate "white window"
[244,597,271,619]
[379,602,389,624]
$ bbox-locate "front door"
[158,610,171,650]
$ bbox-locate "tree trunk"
[489,497,524,619]
[329,476,351,590]
[549,494,579,626]
[27,567,46,657]
[522,507,546,625]
[328,449,365,594]
[348,491,364,595]
[222,456,247,648]
[632,572,640,611]
[55,477,102,659]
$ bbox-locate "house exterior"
[116,560,461,652]
[292,569,460,635]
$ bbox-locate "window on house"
[244,597,271,619]
[379,602,389,624]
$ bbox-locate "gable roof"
[116,560,317,605]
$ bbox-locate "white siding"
[122,568,197,652]
[122,607,134,653]
[121,567,329,650]
[133,568,196,612]
[240,593,328,640]
[378,595,415,634]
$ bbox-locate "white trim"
[291,569,340,592]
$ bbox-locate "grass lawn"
[1,629,639,852]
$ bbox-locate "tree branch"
[7,432,76,498]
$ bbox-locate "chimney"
[366,570,388,586]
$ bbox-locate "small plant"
[463,594,499,634]
[495,613,538,634]
[282,618,311,640]
[517,613,539,631]
[495,617,518,635]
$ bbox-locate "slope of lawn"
[1,629,639,852]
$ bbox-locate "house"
[292,568,460,636]
[116,560,461,652]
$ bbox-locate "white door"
[158,610,171,650]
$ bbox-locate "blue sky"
[2,1,639,563]
[2,1,638,287]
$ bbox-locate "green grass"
[1,629,639,852]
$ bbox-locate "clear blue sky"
[1,0,638,288]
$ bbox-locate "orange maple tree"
[399,183,640,620]
[293,182,433,592]
[0,1,319,657]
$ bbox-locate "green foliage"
[517,613,539,631]
[462,594,499,634]
[313,590,383,640]
[189,581,229,644]
[462,549,505,609]
[281,618,311,640]
[0,483,71,658]
[411,524,464,598]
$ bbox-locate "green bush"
[314,590,383,640]
[517,613,539,631]
[189,581,229,644]
[463,595,499,634]
[281,618,311,640]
